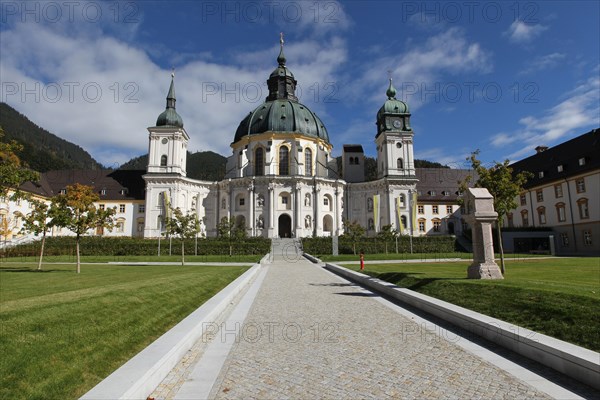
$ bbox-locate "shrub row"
[302,235,459,255]
[2,236,271,257]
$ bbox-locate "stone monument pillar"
[463,188,503,279]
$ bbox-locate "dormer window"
[538,171,545,178]
[428,191,436,196]
[579,157,586,166]
[100,189,106,196]
[60,189,66,195]
[120,189,128,196]
[557,165,563,173]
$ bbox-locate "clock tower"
[375,78,415,179]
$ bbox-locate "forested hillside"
[0,103,103,171]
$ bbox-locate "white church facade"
[142,41,421,239]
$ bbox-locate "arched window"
[279,146,289,175]
[160,155,168,167]
[537,206,546,225]
[349,157,355,165]
[305,148,312,176]
[577,198,589,219]
[354,157,360,165]
[397,158,404,169]
[254,147,264,176]
[521,210,529,227]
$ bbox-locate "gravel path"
[205,240,550,399]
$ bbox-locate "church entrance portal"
[278,214,292,238]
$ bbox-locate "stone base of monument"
[467,262,504,279]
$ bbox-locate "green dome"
[377,78,409,118]
[234,99,329,143]
[156,108,184,128]
[156,74,184,128]
[377,98,409,119]
[234,35,329,144]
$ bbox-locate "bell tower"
[375,78,415,179]
[147,72,189,176]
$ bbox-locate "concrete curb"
[80,262,263,400]
[324,262,600,390]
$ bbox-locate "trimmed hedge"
[302,235,459,255]
[2,236,271,257]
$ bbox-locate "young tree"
[165,207,200,265]
[217,217,236,256]
[16,200,59,270]
[52,184,116,273]
[342,219,365,255]
[0,128,39,199]
[377,224,398,254]
[460,150,532,274]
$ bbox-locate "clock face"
[161,138,168,144]
[393,119,402,129]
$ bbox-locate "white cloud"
[492,76,600,160]
[504,21,548,43]
[0,10,349,166]
[520,53,566,75]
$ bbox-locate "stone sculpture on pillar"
[463,188,504,279]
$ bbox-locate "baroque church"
[143,39,420,239]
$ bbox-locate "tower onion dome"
[377,77,409,120]
[156,73,184,128]
[234,34,330,144]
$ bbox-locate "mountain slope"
[120,151,227,181]
[0,102,103,172]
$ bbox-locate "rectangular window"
[138,205,145,213]
[417,205,424,214]
[557,165,563,172]
[539,171,544,178]
[446,205,453,214]
[119,204,126,213]
[282,196,288,205]
[239,198,245,206]
[554,184,563,198]
[576,178,586,193]
[579,157,586,166]
[507,213,514,228]
[116,222,124,233]
[560,233,569,247]
[521,212,529,227]
[520,194,526,206]
[418,220,425,232]
[433,220,441,232]
[432,205,439,214]
[99,204,105,211]
[536,190,543,202]
[137,221,144,232]
[557,205,566,222]
[583,231,592,246]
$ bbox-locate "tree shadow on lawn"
[374,272,466,290]
[0,267,72,273]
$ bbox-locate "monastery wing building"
[142,40,430,239]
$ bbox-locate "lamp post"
[409,189,414,254]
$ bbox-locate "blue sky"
[1,1,598,168]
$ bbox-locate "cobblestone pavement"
[205,240,551,399]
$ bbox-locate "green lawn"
[0,263,249,400]
[350,257,600,351]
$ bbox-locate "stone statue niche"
[463,188,504,279]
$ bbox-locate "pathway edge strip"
[79,262,263,400]
[323,261,600,390]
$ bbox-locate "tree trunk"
[181,240,185,266]
[76,234,81,274]
[496,222,505,275]
[353,242,356,255]
[38,231,46,270]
